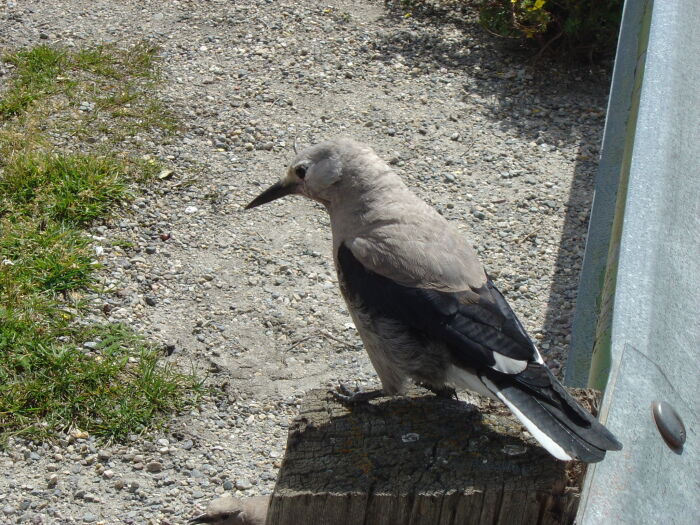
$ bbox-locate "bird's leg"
[331,382,384,405]
[417,381,459,400]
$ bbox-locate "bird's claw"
[418,382,459,400]
[331,382,383,405]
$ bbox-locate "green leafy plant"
[479,0,623,60]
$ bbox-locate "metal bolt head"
[651,400,686,453]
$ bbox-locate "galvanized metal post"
[567,0,700,522]
[565,0,652,390]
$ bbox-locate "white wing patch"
[491,352,528,374]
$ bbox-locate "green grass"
[0,42,199,443]
[0,41,177,141]
[109,238,136,250]
[0,46,68,118]
[0,219,94,297]
[0,319,198,441]
[74,41,159,79]
[0,152,130,226]
[0,162,201,441]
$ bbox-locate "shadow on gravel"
[542,150,598,365]
[377,1,610,144]
[377,0,610,372]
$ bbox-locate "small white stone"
[47,474,59,488]
[235,478,253,490]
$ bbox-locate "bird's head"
[244,138,388,210]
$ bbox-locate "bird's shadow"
[272,390,568,495]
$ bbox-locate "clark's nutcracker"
[245,138,622,462]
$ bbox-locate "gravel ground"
[0,0,610,523]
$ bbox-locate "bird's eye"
[295,165,307,179]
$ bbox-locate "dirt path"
[0,1,609,522]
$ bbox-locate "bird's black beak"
[244,179,297,210]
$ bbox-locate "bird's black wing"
[338,242,623,460]
[337,242,536,373]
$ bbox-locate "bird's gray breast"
[336,246,451,393]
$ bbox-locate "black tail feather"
[487,365,622,462]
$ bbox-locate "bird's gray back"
[327,166,486,292]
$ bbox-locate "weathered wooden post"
[266,388,598,525]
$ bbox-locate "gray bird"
[245,138,622,462]
[189,495,269,525]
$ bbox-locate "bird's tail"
[482,365,622,462]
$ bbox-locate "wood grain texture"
[266,388,598,525]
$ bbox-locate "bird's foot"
[331,383,383,405]
[418,381,459,400]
